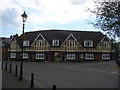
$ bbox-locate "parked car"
[116,58,120,66]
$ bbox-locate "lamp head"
[21,11,27,22]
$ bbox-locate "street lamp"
[19,11,27,80]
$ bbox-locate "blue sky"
[0,0,102,38]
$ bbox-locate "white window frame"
[84,40,93,47]
[23,40,30,46]
[102,54,110,60]
[23,53,28,59]
[36,53,44,59]
[52,40,59,46]
[67,53,75,60]
[10,53,16,58]
[85,54,94,60]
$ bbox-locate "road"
[2,60,119,88]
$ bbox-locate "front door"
[54,52,61,62]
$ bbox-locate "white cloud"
[32,26,46,31]
[15,0,96,24]
[0,0,12,12]
[0,0,23,29]
[1,0,96,30]
[27,26,47,33]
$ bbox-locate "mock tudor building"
[8,30,114,62]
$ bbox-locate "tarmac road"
[2,60,119,88]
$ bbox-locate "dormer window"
[84,40,93,47]
[52,40,59,46]
[23,40,29,46]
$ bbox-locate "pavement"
[110,65,120,72]
[2,69,41,89]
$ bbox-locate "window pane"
[10,53,16,58]
[36,53,44,59]
[85,54,94,60]
[53,40,59,46]
[84,41,93,47]
[23,41,29,46]
[67,53,75,60]
[102,54,110,60]
[23,53,28,59]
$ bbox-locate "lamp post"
[19,11,27,80]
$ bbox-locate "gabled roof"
[31,33,49,46]
[10,34,22,46]
[12,30,108,47]
[61,34,82,47]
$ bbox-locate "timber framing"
[8,30,114,62]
